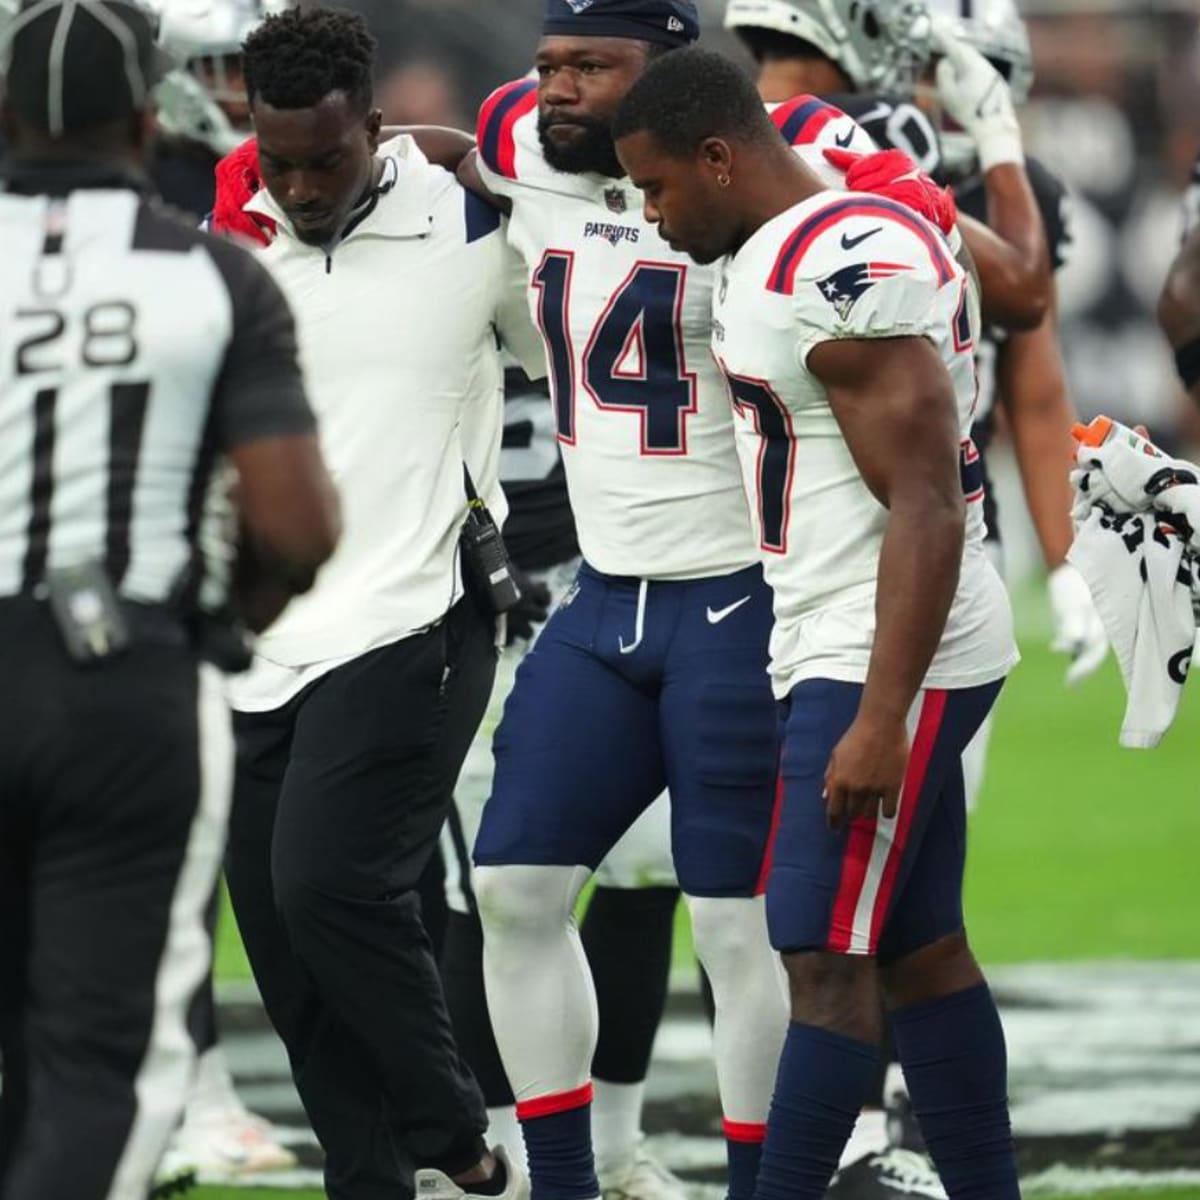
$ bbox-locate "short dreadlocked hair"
[243,7,376,114]
[612,46,778,159]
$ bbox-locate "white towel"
[1068,507,1200,748]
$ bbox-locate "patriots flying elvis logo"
[565,0,597,10]
[817,261,910,321]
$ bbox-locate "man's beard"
[538,113,624,177]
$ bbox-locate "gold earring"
[717,173,731,188]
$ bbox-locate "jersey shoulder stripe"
[478,79,538,179]
[767,196,956,294]
[770,95,843,145]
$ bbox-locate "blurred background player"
[919,0,1106,794]
[149,0,278,220]
[144,0,307,1181]
[1159,147,1200,406]
[725,0,1052,332]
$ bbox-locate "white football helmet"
[150,0,285,155]
[926,0,1032,174]
[725,0,935,95]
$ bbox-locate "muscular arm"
[958,165,1051,332]
[996,284,1076,569]
[458,148,512,216]
[381,124,476,173]
[816,336,965,725]
[810,335,965,821]
[1158,225,1200,404]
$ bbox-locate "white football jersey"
[713,190,1019,698]
[476,80,875,581]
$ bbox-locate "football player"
[613,44,1020,1200]
[1159,150,1200,406]
[725,0,1050,332]
[149,0,275,218]
[454,5,894,1200]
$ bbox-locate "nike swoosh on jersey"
[840,228,882,251]
[706,596,751,625]
[834,127,856,148]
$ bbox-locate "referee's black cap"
[2,0,168,137]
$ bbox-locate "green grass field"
[215,631,1200,980]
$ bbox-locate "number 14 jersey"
[477,81,875,580]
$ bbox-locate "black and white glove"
[932,16,1025,171]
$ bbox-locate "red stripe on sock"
[515,1082,594,1122]
[723,1119,767,1144]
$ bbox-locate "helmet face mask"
[149,0,281,155]
[725,0,935,96]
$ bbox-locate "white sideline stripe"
[105,665,233,1200]
[1023,1167,1200,1194]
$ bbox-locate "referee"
[0,4,338,1199]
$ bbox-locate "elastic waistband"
[577,560,763,590]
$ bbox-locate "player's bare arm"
[458,147,512,215]
[957,201,1050,331]
[811,334,965,828]
[1158,223,1200,405]
[997,283,1075,569]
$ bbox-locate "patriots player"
[1159,149,1200,405]
[613,45,1020,1200]
[455,4,886,1200]
[731,0,1107,799]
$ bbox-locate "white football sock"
[687,895,789,1126]
[592,1079,645,1169]
[839,1108,889,1169]
[486,1105,528,1175]
[476,864,597,1104]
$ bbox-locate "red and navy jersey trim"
[770,95,844,146]
[767,196,957,295]
[478,79,538,179]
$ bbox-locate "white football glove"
[932,15,1024,172]
[1048,562,1108,685]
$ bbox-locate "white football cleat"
[163,1106,298,1178]
[415,1145,530,1200]
[597,1139,690,1200]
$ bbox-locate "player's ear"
[700,137,733,183]
[365,108,383,153]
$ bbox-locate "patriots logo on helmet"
[817,261,910,321]
[565,0,597,11]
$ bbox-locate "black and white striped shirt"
[0,162,314,607]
